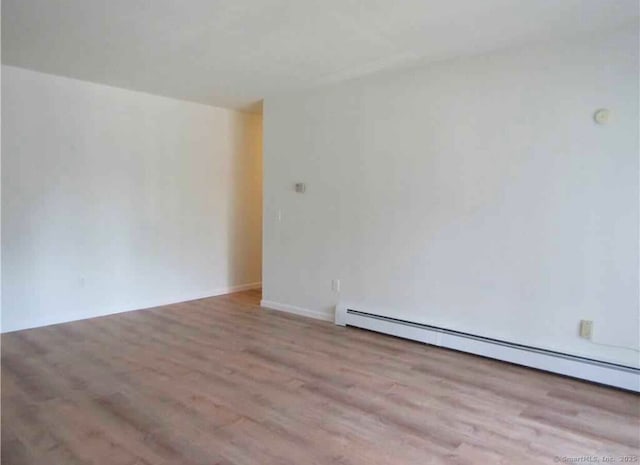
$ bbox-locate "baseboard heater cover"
[335,305,639,392]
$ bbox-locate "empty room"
[1,1,639,464]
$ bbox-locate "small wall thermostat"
[294,182,306,193]
[593,108,610,125]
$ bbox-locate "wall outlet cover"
[579,320,593,340]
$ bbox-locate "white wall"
[263,26,639,367]
[2,65,262,332]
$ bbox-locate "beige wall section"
[1,65,263,332]
[228,112,263,288]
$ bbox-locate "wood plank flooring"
[2,289,639,464]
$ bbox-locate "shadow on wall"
[226,112,263,289]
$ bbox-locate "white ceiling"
[3,0,638,112]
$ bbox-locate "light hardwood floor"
[2,289,639,465]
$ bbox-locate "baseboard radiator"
[335,305,640,392]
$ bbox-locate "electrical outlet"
[579,320,593,340]
[331,279,340,293]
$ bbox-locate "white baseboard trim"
[225,282,262,293]
[260,300,334,322]
[336,305,640,392]
[1,281,262,333]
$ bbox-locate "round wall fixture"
[593,108,610,125]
